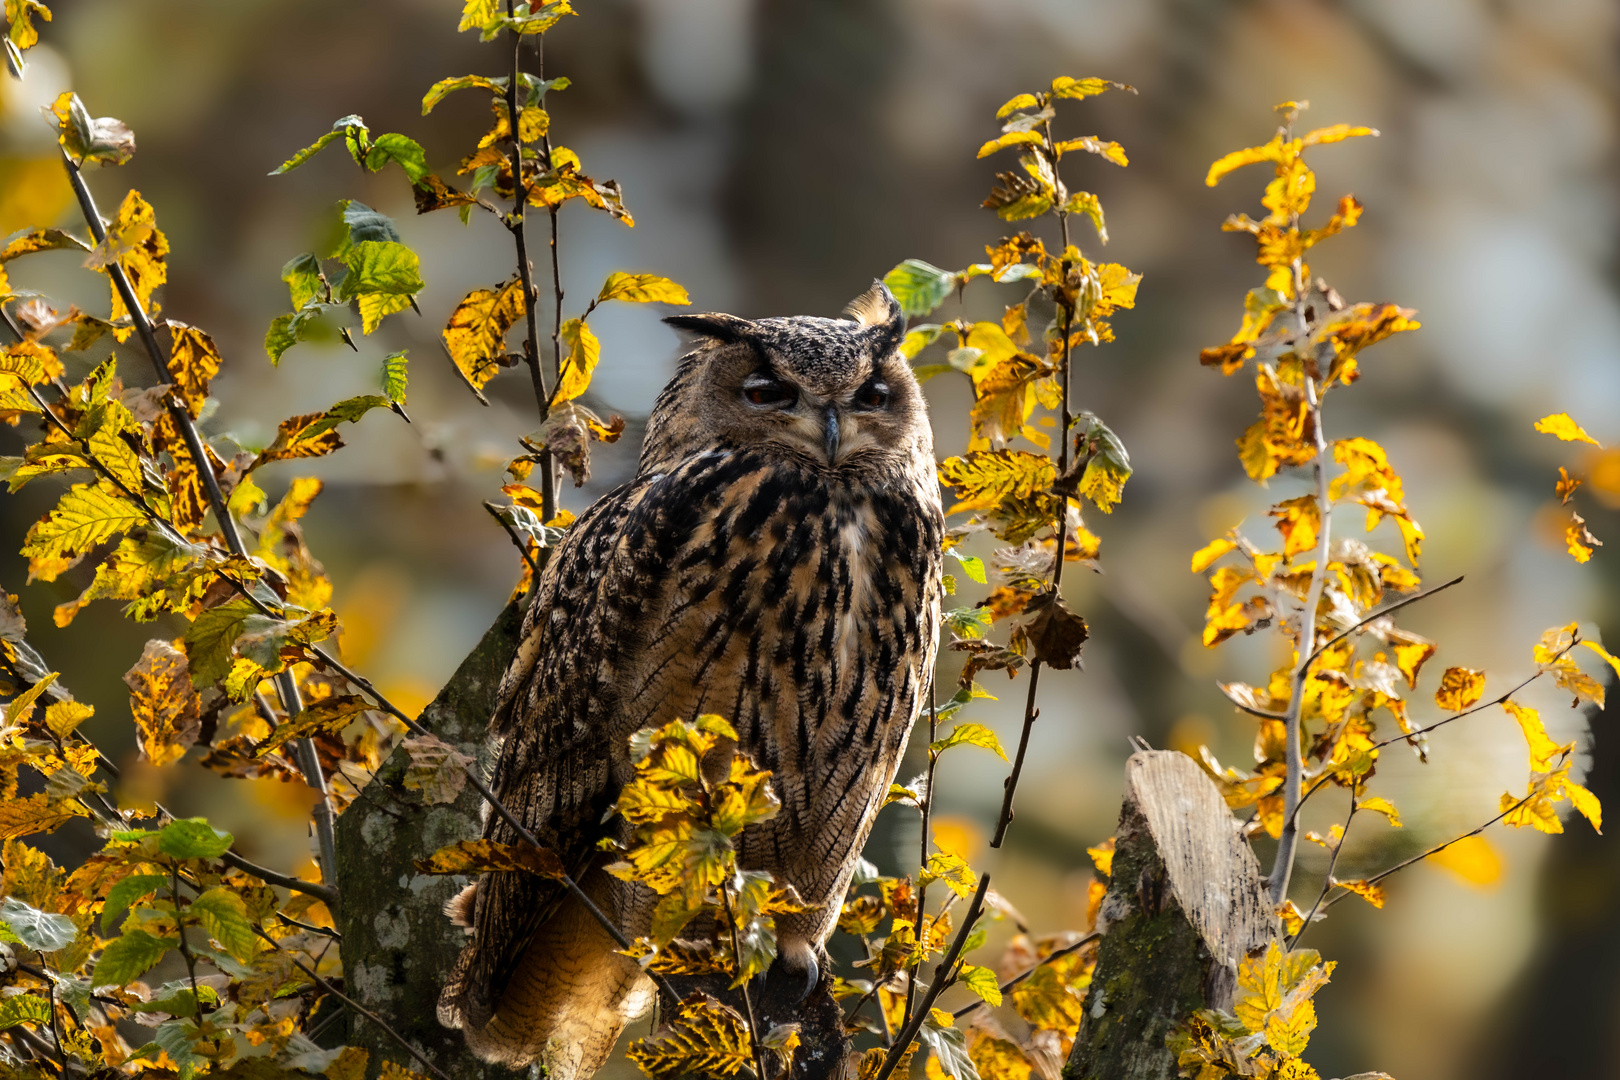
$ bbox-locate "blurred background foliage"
[0,0,1616,1077]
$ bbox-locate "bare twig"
[483,500,542,579]
[872,874,991,1080]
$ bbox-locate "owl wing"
[445,452,742,1026]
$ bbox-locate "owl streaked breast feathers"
[437,282,945,1077]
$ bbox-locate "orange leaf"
[1433,666,1485,712]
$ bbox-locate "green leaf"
[91,928,176,989]
[299,395,392,440]
[0,993,51,1031]
[957,962,1003,1006]
[187,888,255,963]
[364,132,429,183]
[884,259,956,318]
[947,547,987,584]
[338,240,424,335]
[20,483,146,574]
[900,323,945,359]
[101,874,168,935]
[422,74,504,114]
[281,253,323,309]
[382,350,408,404]
[127,979,218,1019]
[929,723,1008,762]
[157,818,234,860]
[0,897,77,952]
[269,114,371,176]
[183,597,254,687]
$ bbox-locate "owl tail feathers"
[437,898,656,1077]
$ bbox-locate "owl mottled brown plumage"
[437,283,945,1076]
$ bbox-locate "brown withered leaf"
[1019,590,1088,669]
[415,837,566,878]
[254,695,372,757]
[124,639,202,767]
[413,174,479,214]
[952,638,1027,687]
[1433,666,1485,712]
[441,281,525,402]
[162,321,223,417]
[401,735,475,805]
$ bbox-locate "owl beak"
[823,404,840,463]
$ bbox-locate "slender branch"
[253,929,453,1080]
[1367,643,1576,753]
[992,666,1042,848]
[1309,575,1464,666]
[902,690,939,1032]
[501,2,556,522]
[1268,371,1332,904]
[719,886,770,1080]
[169,864,204,1028]
[951,930,1099,1019]
[1287,793,1357,949]
[62,149,337,888]
[872,874,991,1080]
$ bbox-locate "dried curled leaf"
[123,639,202,767]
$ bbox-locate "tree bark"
[335,600,526,1080]
[1065,751,1276,1080]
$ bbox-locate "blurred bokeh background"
[1,0,1617,1076]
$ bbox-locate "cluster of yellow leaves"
[1534,412,1605,563]
[1170,941,1336,1079]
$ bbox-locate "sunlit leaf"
[0,793,86,841]
[977,131,1045,159]
[442,280,525,400]
[1049,76,1132,100]
[0,896,76,952]
[1433,667,1484,712]
[91,927,176,989]
[188,887,256,963]
[269,113,369,175]
[930,723,1008,761]
[596,271,690,306]
[1534,413,1601,446]
[337,240,424,334]
[626,993,754,1080]
[884,259,957,318]
[124,638,202,766]
[554,317,601,403]
[20,482,145,580]
[46,91,135,167]
[363,132,429,183]
[415,838,566,878]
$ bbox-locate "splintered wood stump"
[1065,751,1277,1080]
[336,600,526,1080]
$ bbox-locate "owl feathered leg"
[438,872,654,1077]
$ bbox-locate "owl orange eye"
[742,376,794,407]
[853,380,889,410]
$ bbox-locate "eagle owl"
[438,283,944,1076]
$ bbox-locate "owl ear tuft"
[664,312,757,344]
[844,280,904,354]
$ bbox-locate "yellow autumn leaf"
[595,271,691,306]
[937,450,1055,514]
[554,317,601,403]
[1330,877,1385,908]
[1191,537,1237,573]
[1054,136,1128,167]
[1433,666,1485,712]
[1566,511,1600,563]
[0,793,88,841]
[1086,837,1115,878]
[977,131,1045,159]
[124,639,202,767]
[1502,699,1566,773]
[1534,412,1601,446]
[1301,123,1378,147]
[163,320,223,417]
[442,280,526,397]
[1357,796,1401,828]
[1427,835,1502,888]
[95,190,169,324]
[1268,495,1320,558]
[626,994,754,1080]
[1205,135,1285,187]
[1579,639,1620,681]
[995,93,1039,119]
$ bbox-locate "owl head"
[647,282,931,476]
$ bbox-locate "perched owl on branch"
[437,283,945,1076]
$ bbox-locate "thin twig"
[253,928,452,1080]
[902,689,939,1033]
[951,930,1100,1019]
[1287,793,1357,949]
[1269,366,1332,905]
[63,148,337,891]
[872,874,991,1080]
[719,886,770,1080]
[483,500,542,579]
[992,667,1042,848]
[501,1,556,521]
[1306,574,1464,667]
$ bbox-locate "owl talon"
[797,952,819,1003]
